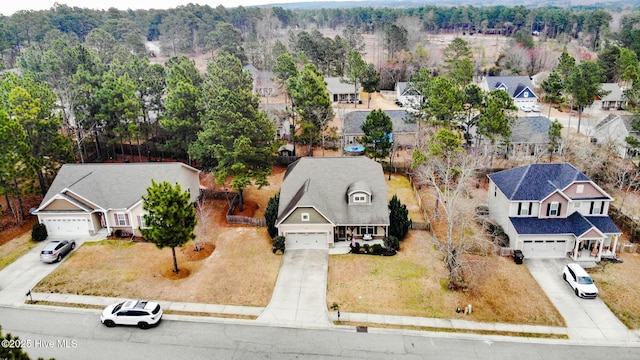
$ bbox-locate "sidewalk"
[27,291,571,339]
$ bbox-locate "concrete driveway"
[526,259,638,344]
[0,235,97,307]
[257,250,331,328]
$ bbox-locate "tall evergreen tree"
[141,180,196,274]
[360,109,393,162]
[389,194,411,240]
[190,53,278,211]
[264,193,280,238]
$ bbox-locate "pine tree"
[141,180,196,273]
[264,193,280,238]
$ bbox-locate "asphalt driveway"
[526,259,638,343]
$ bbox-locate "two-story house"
[275,157,389,249]
[487,163,621,261]
[480,75,538,111]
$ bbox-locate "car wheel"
[575,288,580,297]
[56,254,62,262]
[71,242,76,250]
[138,322,150,329]
[103,320,115,327]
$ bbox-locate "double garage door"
[522,239,567,258]
[285,233,328,250]
[43,218,89,236]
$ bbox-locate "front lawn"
[590,252,640,329]
[327,230,564,326]
[33,226,280,306]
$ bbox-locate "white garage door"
[522,240,566,258]
[285,233,328,250]
[44,218,89,236]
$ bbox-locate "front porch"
[334,225,388,243]
[567,235,621,262]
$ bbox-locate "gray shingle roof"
[38,163,199,210]
[485,76,535,98]
[488,163,591,201]
[324,77,359,94]
[599,83,624,101]
[511,116,552,144]
[343,110,418,136]
[277,157,389,226]
[510,212,620,235]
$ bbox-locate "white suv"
[562,263,598,299]
[101,300,163,329]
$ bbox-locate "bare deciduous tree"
[414,148,487,291]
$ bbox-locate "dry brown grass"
[590,253,640,329]
[327,230,564,326]
[0,231,37,271]
[33,226,280,306]
[387,174,425,222]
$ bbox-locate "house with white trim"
[275,157,389,249]
[480,75,538,111]
[487,163,621,261]
[33,163,200,237]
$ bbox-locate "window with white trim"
[548,202,560,217]
[360,226,377,235]
[301,213,310,222]
[353,194,367,203]
[591,201,603,215]
[137,215,148,229]
[115,213,129,226]
[573,202,582,209]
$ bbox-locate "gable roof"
[343,110,418,136]
[37,163,199,211]
[599,83,624,102]
[510,211,619,236]
[396,82,421,96]
[324,77,359,94]
[277,157,389,226]
[488,163,591,201]
[594,114,640,134]
[510,116,552,144]
[484,76,536,99]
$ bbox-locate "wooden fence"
[225,193,266,227]
[609,205,640,243]
[409,175,432,233]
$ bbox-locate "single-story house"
[395,82,422,109]
[325,77,360,103]
[509,116,561,157]
[488,163,621,261]
[595,83,626,110]
[33,163,201,237]
[480,75,538,111]
[275,157,389,249]
[592,114,640,159]
[244,64,278,97]
[342,110,418,149]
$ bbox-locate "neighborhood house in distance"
[33,163,201,237]
[480,75,538,111]
[275,156,390,249]
[487,163,621,261]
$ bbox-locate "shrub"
[362,244,370,253]
[114,229,123,237]
[264,194,279,238]
[31,223,48,241]
[389,195,411,240]
[383,236,399,251]
[371,244,384,255]
[350,242,361,254]
[272,235,286,254]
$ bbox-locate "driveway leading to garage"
[0,236,98,307]
[258,250,331,328]
[526,259,638,343]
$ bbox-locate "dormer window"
[354,195,366,202]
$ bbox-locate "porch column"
[572,239,580,261]
[611,234,619,257]
[597,239,605,262]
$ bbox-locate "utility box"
[513,250,524,264]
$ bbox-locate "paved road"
[2,307,640,360]
[526,259,637,343]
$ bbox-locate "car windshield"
[112,302,124,313]
[577,276,593,285]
